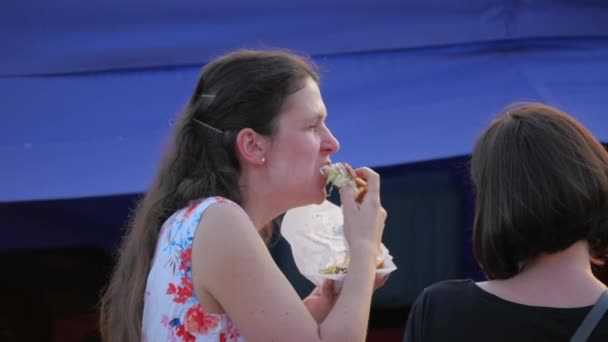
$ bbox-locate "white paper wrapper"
[282,200,397,292]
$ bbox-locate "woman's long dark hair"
[99,49,319,341]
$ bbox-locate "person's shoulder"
[199,197,250,231]
[425,279,475,295]
[192,197,265,274]
[418,279,477,304]
[405,279,477,341]
[195,196,244,214]
[205,196,244,212]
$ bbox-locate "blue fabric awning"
[1,1,607,202]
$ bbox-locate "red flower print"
[167,276,194,304]
[179,247,192,271]
[220,332,227,342]
[167,283,177,295]
[175,324,195,342]
[183,201,201,219]
[225,318,241,340]
[184,304,220,335]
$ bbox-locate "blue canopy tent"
[1,1,607,339]
[2,1,608,202]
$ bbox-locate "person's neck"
[240,193,283,231]
[516,240,595,281]
[238,174,287,231]
[480,241,606,307]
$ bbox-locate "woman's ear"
[235,128,268,166]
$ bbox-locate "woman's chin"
[298,190,326,207]
[313,188,328,204]
[311,196,325,205]
[290,184,328,207]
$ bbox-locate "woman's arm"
[304,275,389,324]
[191,203,378,342]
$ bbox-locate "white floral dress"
[142,197,246,342]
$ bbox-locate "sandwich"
[320,162,367,203]
[321,259,385,275]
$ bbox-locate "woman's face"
[265,77,340,207]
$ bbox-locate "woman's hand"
[303,280,338,323]
[304,274,391,323]
[340,167,387,257]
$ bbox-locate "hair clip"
[200,94,216,103]
[193,119,223,134]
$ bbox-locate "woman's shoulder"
[168,196,243,227]
[190,196,259,251]
[180,196,242,219]
[159,196,247,245]
[194,197,248,227]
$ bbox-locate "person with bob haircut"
[404,102,608,342]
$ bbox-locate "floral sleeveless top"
[142,197,245,342]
